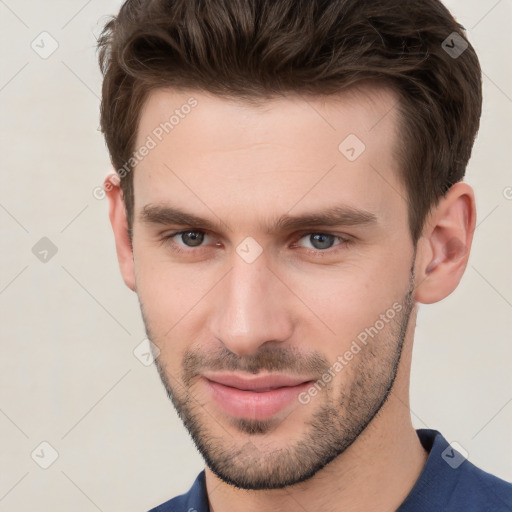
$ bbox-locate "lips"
[201,372,314,420]
[203,372,310,391]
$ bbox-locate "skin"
[106,84,476,512]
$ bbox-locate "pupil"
[311,233,334,250]
[183,231,204,247]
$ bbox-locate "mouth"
[201,372,314,421]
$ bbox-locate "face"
[130,86,417,490]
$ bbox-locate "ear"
[104,173,136,292]
[414,182,476,304]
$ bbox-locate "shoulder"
[455,458,512,511]
[146,471,208,512]
[398,429,512,512]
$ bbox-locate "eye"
[162,230,212,252]
[175,230,206,247]
[160,230,352,257]
[294,232,351,253]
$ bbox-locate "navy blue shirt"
[148,429,512,511]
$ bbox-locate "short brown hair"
[97,0,482,243]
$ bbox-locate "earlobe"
[414,183,476,304]
[104,173,136,292]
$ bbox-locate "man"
[97,0,512,510]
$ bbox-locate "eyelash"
[160,230,353,257]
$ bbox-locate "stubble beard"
[143,267,416,490]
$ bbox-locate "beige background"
[0,1,511,510]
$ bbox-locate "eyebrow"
[139,203,378,234]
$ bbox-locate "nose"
[210,251,295,356]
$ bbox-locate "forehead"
[136,84,400,151]
[132,84,407,232]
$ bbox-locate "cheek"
[287,254,411,347]
[134,234,413,363]
[134,254,219,357]
[134,258,189,335]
